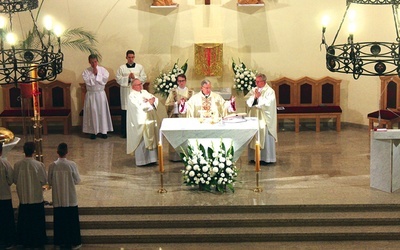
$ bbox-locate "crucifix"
[205,0,210,5]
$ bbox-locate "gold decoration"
[195,43,223,76]
[0,127,15,144]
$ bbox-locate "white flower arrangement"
[153,59,188,98]
[232,59,257,95]
[180,139,238,193]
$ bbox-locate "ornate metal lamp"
[0,0,63,162]
[0,0,63,86]
[321,0,400,79]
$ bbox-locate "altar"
[370,129,400,192]
[160,118,259,162]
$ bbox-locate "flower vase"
[199,184,205,191]
[243,89,249,97]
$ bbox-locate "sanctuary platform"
[4,124,400,249]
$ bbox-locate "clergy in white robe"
[13,142,47,248]
[165,74,194,118]
[127,79,166,166]
[82,54,113,139]
[0,143,16,248]
[116,50,147,138]
[164,74,194,161]
[183,79,236,118]
[48,143,81,248]
[245,73,278,164]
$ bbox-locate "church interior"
[2,0,400,249]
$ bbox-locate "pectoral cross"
[205,0,210,5]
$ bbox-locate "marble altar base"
[370,130,400,192]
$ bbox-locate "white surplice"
[115,63,147,110]
[48,158,81,207]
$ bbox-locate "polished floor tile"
[4,124,400,208]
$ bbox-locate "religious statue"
[152,0,177,6]
[238,0,263,4]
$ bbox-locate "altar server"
[127,78,166,166]
[116,50,147,138]
[184,79,236,118]
[48,143,82,249]
[245,73,277,164]
[13,142,47,248]
[82,54,113,139]
[0,143,16,249]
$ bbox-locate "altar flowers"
[153,59,188,98]
[180,139,238,193]
[232,59,257,96]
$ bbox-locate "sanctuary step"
[40,204,400,244]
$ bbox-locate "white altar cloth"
[160,118,258,162]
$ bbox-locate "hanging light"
[0,0,63,85]
[321,0,400,79]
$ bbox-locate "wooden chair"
[367,76,400,130]
[39,80,72,135]
[0,83,43,134]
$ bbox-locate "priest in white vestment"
[183,79,236,118]
[82,54,113,139]
[127,79,166,166]
[245,73,277,164]
[116,50,147,138]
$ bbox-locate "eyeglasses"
[177,80,186,83]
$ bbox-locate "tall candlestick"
[158,143,164,173]
[30,65,40,120]
[255,141,260,172]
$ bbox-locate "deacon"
[165,73,194,161]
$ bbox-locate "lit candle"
[30,64,40,120]
[158,143,164,173]
[255,141,260,172]
[321,15,329,33]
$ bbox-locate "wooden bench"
[270,76,342,132]
[367,76,400,130]
[0,80,71,135]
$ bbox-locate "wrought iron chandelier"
[321,0,400,79]
[0,0,63,85]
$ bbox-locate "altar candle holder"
[157,142,167,193]
[31,64,44,162]
[253,141,263,192]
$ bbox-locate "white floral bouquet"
[153,59,188,98]
[180,139,238,193]
[232,59,257,95]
